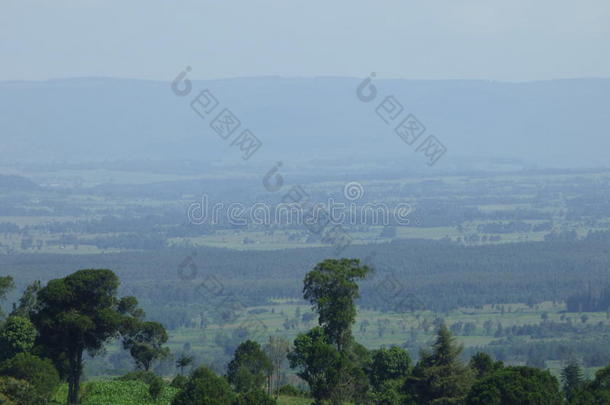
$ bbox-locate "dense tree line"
[3,262,610,404]
[4,236,610,316]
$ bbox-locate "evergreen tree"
[561,360,584,401]
[404,324,473,404]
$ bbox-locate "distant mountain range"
[1,77,609,168]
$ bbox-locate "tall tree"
[562,360,584,401]
[31,269,143,405]
[303,258,370,351]
[227,340,272,393]
[291,259,371,405]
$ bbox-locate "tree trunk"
[275,363,281,399]
[267,373,271,396]
[67,349,83,405]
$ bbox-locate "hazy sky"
[2,0,609,81]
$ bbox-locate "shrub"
[466,366,563,405]
[170,374,188,389]
[276,384,307,397]
[117,370,159,386]
[0,353,60,401]
[234,389,276,405]
[172,366,235,405]
[0,377,41,405]
[148,375,164,400]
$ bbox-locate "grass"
[52,381,178,405]
[277,396,314,405]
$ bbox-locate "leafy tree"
[303,258,370,351]
[562,360,584,401]
[291,259,371,404]
[368,346,411,390]
[31,269,143,405]
[405,324,473,404]
[466,366,563,405]
[227,340,272,393]
[469,352,503,380]
[123,321,169,371]
[290,327,370,405]
[0,353,60,402]
[0,317,36,362]
[171,366,235,405]
[288,326,341,403]
[176,354,194,375]
[371,379,405,405]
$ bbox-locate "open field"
[3,165,610,255]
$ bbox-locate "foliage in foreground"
[53,381,179,405]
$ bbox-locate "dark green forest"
[4,235,610,324]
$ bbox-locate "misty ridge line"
[3,75,609,166]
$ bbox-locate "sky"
[1,0,609,82]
